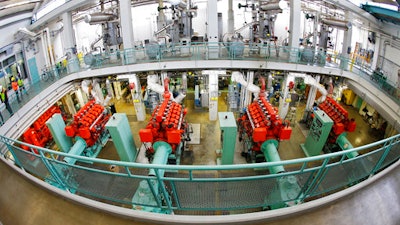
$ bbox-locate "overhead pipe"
[84,12,117,25]
[231,71,261,98]
[154,22,174,36]
[81,79,111,106]
[303,75,328,103]
[260,1,288,11]
[321,18,351,30]
[147,75,186,103]
[289,73,327,103]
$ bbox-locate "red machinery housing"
[238,79,292,154]
[139,78,188,154]
[65,100,110,146]
[21,105,62,152]
[318,96,356,142]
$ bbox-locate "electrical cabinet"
[218,112,237,164]
[301,110,333,157]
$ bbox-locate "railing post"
[298,157,330,202]
[370,138,395,175]
[37,150,69,190]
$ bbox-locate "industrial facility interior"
[0,0,399,224]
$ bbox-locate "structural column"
[243,71,254,108]
[227,0,234,34]
[120,0,136,64]
[130,74,146,121]
[305,75,320,110]
[207,0,219,59]
[203,70,225,121]
[289,0,301,62]
[62,12,79,73]
[340,12,352,69]
[371,33,380,70]
[279,73,295,119]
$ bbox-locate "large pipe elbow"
[148,141,172,177]
[261,139,285,174]
[231,71,261,96]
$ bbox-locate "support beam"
[120,0,136,64]
[340,12,352,70]
[207,0,219,59]
[289,0,301,62]
[62,12,79,73]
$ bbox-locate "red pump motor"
[65,100,110,146]
[21,105,62,153]
[237,78,292,162]
[318,96,356,143]
[139,78,189,157]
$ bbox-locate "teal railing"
[1,134,399,214]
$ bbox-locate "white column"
[341,12,352,69]
[279,73,295,119]
[289,0,301,62]
[371,33,380,70]
[62,12,79,73]
[227,0,234,34]
[130,74,146,121]
[207,0,219,59]
[62,12,75,54]
[203,70,225,121]
[244,71,254,107]
[305,75,320,111]
[120,0,136,64]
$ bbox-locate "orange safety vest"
[12,81,18,91]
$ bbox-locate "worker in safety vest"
[17,75,27,95]
[11,77,21,103]
[0,85,13,117]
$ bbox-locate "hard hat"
[11,77,15,81]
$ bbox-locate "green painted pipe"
[261,139,285,174]
[64,137,87,165]
[336,132,358,158]
[149,141,172,177]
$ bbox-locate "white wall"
[0,20,31,49]
[74,21,103,54]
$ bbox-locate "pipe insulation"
[84,13,117,24]
[321,18,351,30]
[231,71,261,98]
[147,75,186,103]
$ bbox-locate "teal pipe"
[64,137,87,165]
[149,141,172,177]
[261,139,285,174]
[132,141,172,213]
[336,133,358,159]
